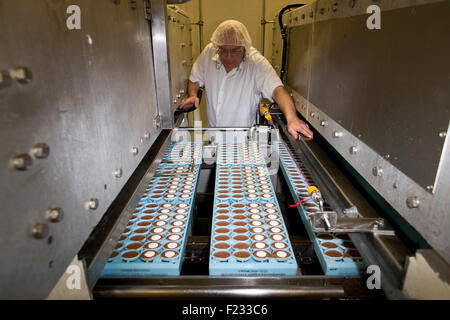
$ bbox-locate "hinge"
[144,0,151,21]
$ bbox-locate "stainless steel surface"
[94,276,346,299]
[85,129,175,290]
[274,0,450,265]
[95,285,345,299]
[150,1,193,129]
[0,0,160,299]
[271,14,282,75]
[150,0,173,129]
[286,0,450,191]
[167,5,193,115]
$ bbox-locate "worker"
[178,19,313,140]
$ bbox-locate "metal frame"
[273,0,450,265]
[274,115,410,299]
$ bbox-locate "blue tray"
[209,146,298,276]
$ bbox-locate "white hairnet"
[210,20,252,53]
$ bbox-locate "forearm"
[188,80,200,98]
[272,86,297,122]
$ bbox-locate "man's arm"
[179,80,200,109]
[272,85,313,139]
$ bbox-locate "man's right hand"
[178,96,199,109]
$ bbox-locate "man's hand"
[178,96,199,110]
[287,117,313,140]
[272,86,314,140]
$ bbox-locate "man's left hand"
[287,117,313,140]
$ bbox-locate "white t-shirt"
[189,43,283,127]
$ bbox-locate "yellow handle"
[307,186,318,195]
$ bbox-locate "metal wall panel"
[150,1,193,129]
[0,0,160,299]
[274,0,450,263]
[167,5,193,111]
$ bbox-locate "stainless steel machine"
[0,0,449,300]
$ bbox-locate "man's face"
[217,45,245,71]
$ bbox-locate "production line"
[1,0,449,300]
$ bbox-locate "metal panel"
[167,5,193,111]
[287,0,450,191]
[275,0,450,264]
[150,1,193,129]
[0,0,160,299]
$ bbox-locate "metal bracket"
[154,114,161,130]
[311,211,395,235]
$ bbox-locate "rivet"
[406,196,420,209]
[86,198,99,210]
[45,208,64,223]
[131,146,139,155]
[114,168,123,178]
[10,154,33,171]
[439,132,447,138]
[349,146,358,154]
[31,143,50,159]
[32,223,49,239]
[320,120,328,126]
[372,166,383,177]
[332,131,343,138]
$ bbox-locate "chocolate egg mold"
[210,161,297,276]
[101,142,202,277]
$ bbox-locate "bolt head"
[114,168,123,178]
[32,223,49,239]
[45,208,64,223]
[86,198,99,210]
[31,143,50,159]
[406,196,420,209]
[131,147,139,155]
[372,166,383,176]
[11,154,32,170]
[349,146,358,154]
[333,131,343,138]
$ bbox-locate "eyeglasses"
[217,47,244,56]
